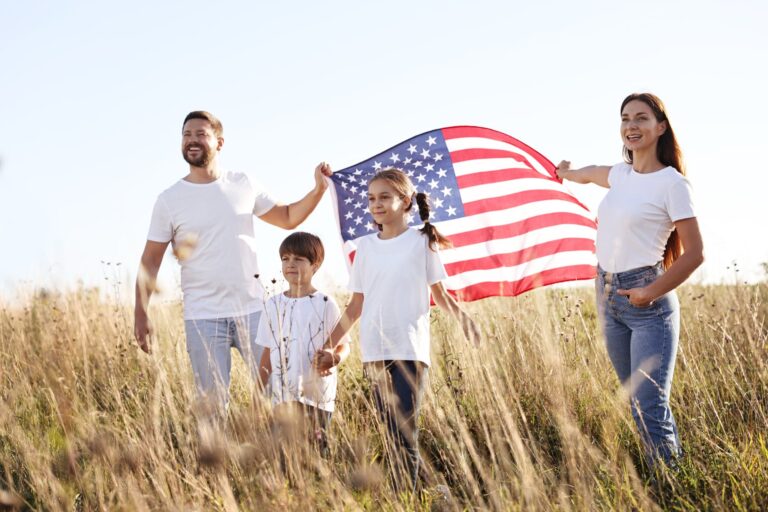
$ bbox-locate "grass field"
[1,281,766,511]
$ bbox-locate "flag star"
[354,201,362,209]
[407,144,417,154]
[373,161,382,170]
[416,174,426,183]
[354,168,364,175]
[359,189,367,198]
[428,179,439,189]
[446,206,457,216]
[437,168,447,178]
[406,213,414,224]
[425,163,434,172]
[348,175,356,183]
[350,185,358,194]
[341,182,348,189]
[413,161,422,168]
[365,221,375,231]
[345,211,354,220]
[354,215,363,225]
[426,135,437,146]
[433,152,443,161]
[404,157,412,164]
[406,169,415,177]
[389,152,400,163]
[347,227,356,236]
[344,197,353,204]
[429,210,437,219]
[441,186,452,197]
[433,197,444,208]
[420,148,431,159]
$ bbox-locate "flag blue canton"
[331,129,465,242]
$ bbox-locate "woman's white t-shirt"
[255,292,348,412]
[596,163,695,273]
[348,228,448,367]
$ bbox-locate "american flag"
[328,126,597,300]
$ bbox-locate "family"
[133,93,704,490]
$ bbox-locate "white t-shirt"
[596,163,695,273]
[255,292,347,412]
[147,171,276,320]
[348,228,448,366]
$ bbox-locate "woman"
[557,93,704,466]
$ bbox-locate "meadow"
[1,280,766,511]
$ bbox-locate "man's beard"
[182,145,213,167]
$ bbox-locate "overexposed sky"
[1,0,766,300]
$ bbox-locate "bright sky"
[1,0,766,301]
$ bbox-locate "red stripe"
[463,189,586,216]
[448,265,597,301]
[441,126,555,175]
[456,167,551,188]
[450,148,535,165]
[444,238,595,275]
[447,212,597,248]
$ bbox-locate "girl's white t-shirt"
[147,172,276,319]
[596,163,695,273]
[255,292,348,412]
[348,228,448,366]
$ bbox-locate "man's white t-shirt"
[147,171,276,320]
[597,163,695,273]
[255,292,347,412]
[348,228,448,367]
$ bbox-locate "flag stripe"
[463,189,587,216]
[450,265,597,301]
[453,158,549,177]
[455,167,550,188]
[444,238,596,274]
[459,177,572,203]
[446,213,596,249]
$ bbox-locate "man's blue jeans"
[596,264,682,466]
[184,312,263,412]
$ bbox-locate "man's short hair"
[182,111,223,137]
[279,232,325,267]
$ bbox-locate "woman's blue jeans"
[596,264,682,466]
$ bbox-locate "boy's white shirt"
[255,291,347,412]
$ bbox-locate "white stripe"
[452,158,552,178]
[458,178,568,203]
[443,250,597,289]
[445,136,550,176]
[435,199,594,236]
[439,225,597,264]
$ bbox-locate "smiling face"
[367,178,411,228]
[620,99,667,154]
[181,118,222,167]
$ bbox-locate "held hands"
[314,162,333,193]
[617,287,655,308]
[312,347,339,377]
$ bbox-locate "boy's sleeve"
[254,305,275,348]
[325,297,351,345]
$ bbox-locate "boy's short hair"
[279,232,325,266]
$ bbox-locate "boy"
[256,232,349,454]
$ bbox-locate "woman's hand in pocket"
[617,286,655,308]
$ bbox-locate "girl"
[556,93,704,467]
[315,168,481,491]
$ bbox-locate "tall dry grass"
[1,281,766,510]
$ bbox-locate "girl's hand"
[555,160,572,181]
[617,287,655,308]
[314,162,332,192]
[462,314,482,347]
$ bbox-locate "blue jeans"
[184,312,263,411]
[596,264,682,466]
[364,360,429,492]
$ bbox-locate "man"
[134,110,332,411]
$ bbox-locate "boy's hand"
[313,348,338,376]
